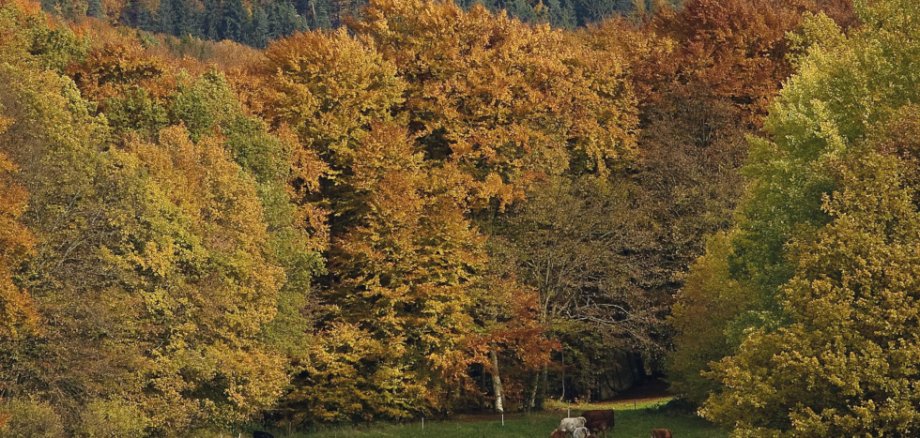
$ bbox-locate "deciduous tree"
[685,1,920,432]
[0,129,37,341]
[702,150,920,435]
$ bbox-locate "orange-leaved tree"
[353,0,638,207]
[0,123,38,341]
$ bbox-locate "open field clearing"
[289,399,726,438]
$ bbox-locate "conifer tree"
[201,0,224,40]
[221,0,249,41]
[249,4,270,47]
[86,0,103,18]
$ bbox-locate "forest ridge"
[1,0,918,436]
[40,0,651,47]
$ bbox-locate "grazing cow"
[573,426,595,438]
[252,431,274,438]
[651,428,673,438]
[581,410,615,437]
[550,429,567,438]
[559,416,587,433]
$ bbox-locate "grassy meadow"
[274,398,726,437]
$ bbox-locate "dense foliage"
[39,0,660,47]
[4,0,916,436]
[669,0,920,435]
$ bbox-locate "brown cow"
[581,410,614,438]
[550,429,567,438]
[651,428,673,438]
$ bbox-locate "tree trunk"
[538,364,548,410]
[559,348,566,402]
[490,350,504,413]
[528,370,539,411]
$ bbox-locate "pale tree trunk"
[539,364,548,409]
[559,347,566,402]
[530,301,552,410]
[528,371,539,411]
[490,350,504,413]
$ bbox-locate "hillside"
[3,0,918,436]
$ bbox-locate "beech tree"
[682,0,920,432]
[491,174,664,402]
[702,150,920,435]
[294,123,487,421]
[0,134,37,341]
[0,4,302,433]
[122,126,289,431]
[353,0,638,204]
[257,4,611,420]
[636,0,857,404]
[666,232,749,405]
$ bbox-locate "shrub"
[77,400,148,438]
[0,399,65,438]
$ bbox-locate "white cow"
[559,416,587,434]
[573,426,593,438]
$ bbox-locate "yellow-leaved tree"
[354,0,638,206]
[0,3,294,433]
[676,0,920,434]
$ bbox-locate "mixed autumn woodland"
[1,0,918,436]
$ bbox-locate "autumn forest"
[0,0,918,436]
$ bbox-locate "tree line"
[3,0,916,436]
[38,0,669,47]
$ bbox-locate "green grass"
[544,396,675,412]
[278,398,726,438]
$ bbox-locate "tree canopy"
[6,0,916,436]
[669,0,920,434]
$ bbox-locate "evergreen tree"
[571,0,629,25]
[86,0,104,18]
[249,4,270,47]
[40,0,88,19]
[221,0,249,41]
[157,0,200,36]
[547,0,577,28]
[505,0,537,23]
[121,0,155,31]
[267,1,308,41]
[303,0,333,28]
[201,0,224,40]
[156,0,176,35]
[175,0,200,37]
